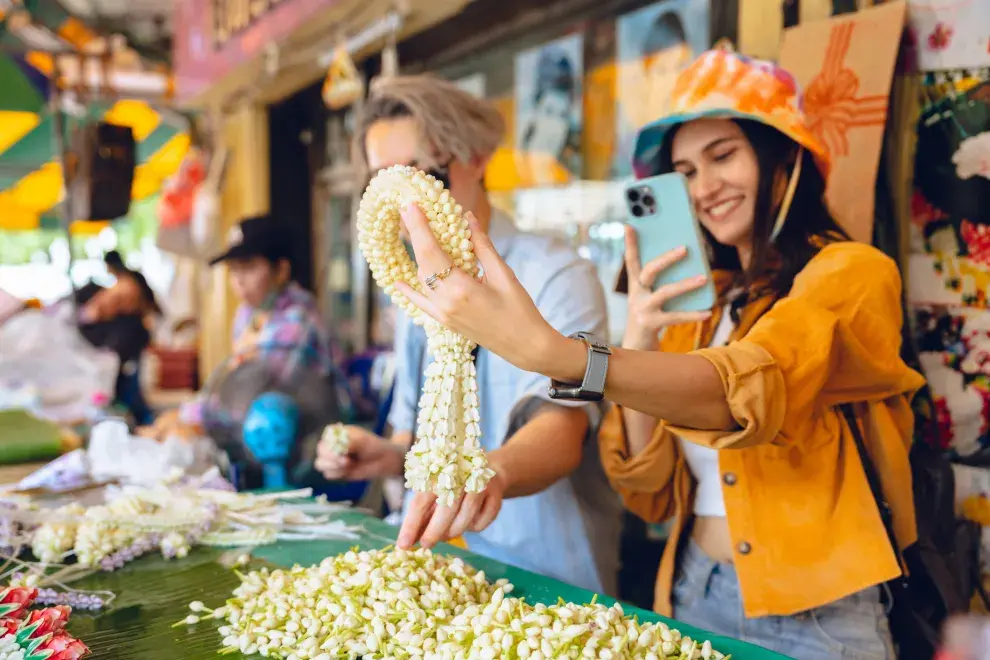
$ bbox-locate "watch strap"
[548,332,611,402]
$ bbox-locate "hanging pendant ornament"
[321,44,364,110]
[357,166,494,506]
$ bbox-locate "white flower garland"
[19,480,362,571]
[357,165,494,506]
[320,423,350,456]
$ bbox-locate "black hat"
[209,215,292,267]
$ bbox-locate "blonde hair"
[354,74,505,175]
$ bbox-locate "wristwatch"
[548,332,612,402]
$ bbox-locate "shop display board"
[908,71,990,460]
[612,0,711,179]
[778,1,907,243]
[61,510,789,659]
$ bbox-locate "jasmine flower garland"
[356,166,494,506]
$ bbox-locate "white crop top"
[678,302,735,517]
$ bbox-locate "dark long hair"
[656,119,849,302]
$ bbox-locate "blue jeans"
[673,539,894,660]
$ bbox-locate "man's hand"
[135,410,201,442]
[396,466,507,550]
[314,426,405,481]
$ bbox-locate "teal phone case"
[624,172,717,314]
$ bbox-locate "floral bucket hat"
[631,49,830,181]
[631,48,830,240]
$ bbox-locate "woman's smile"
[701,195,745,223]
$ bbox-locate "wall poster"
[613,0,710,180]
[513,33,584,186]
[907,0,990,71]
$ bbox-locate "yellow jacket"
[599,242,926,618]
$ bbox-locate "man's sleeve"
[510,258,610,428]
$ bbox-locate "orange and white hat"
[632,50,830,240]
[633,49,829,178]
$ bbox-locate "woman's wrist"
[530,331,590,384]
[621,326,660,352]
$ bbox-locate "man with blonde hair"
[316,74,621,595]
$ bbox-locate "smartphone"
[615,172,716,314]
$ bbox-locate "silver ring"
[425,266,453,291]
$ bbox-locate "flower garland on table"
[0,586,89,660]
[181,546,731,660]
[2,472,363,585]
[357,166,494,506]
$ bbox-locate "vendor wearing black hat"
[140,215,339,441]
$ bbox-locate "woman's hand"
[621,225,711,351]
[395,204,565,374]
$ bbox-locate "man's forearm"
[488,405,588,499]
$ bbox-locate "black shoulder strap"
[840,403,906,576]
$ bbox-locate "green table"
[64,511,789,659]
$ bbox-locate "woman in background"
[77,251,162,425]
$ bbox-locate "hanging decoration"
[155,148,208,258]
[322,45,364,110]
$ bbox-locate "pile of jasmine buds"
[356,165,494,506]
[184,546,731,660]
[181,546,512,659]
[433,588,731,660]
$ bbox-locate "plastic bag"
[0,310,119,423]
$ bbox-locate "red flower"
[0,617,18,636]
[928,23,954,51]
[35,634,90,660]
[23,607,70,639]
[0,587,37,619]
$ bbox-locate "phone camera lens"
[631,204,645,217]
[642,195,655,208]
[626,189,641,202]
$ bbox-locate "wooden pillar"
[197,101,270,381]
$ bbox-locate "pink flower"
[0,587,37,619]
[36,634,90,660]
[23,607,71,639]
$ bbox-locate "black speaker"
[67,121,136,221]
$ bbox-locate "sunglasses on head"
[411,158,453,190]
